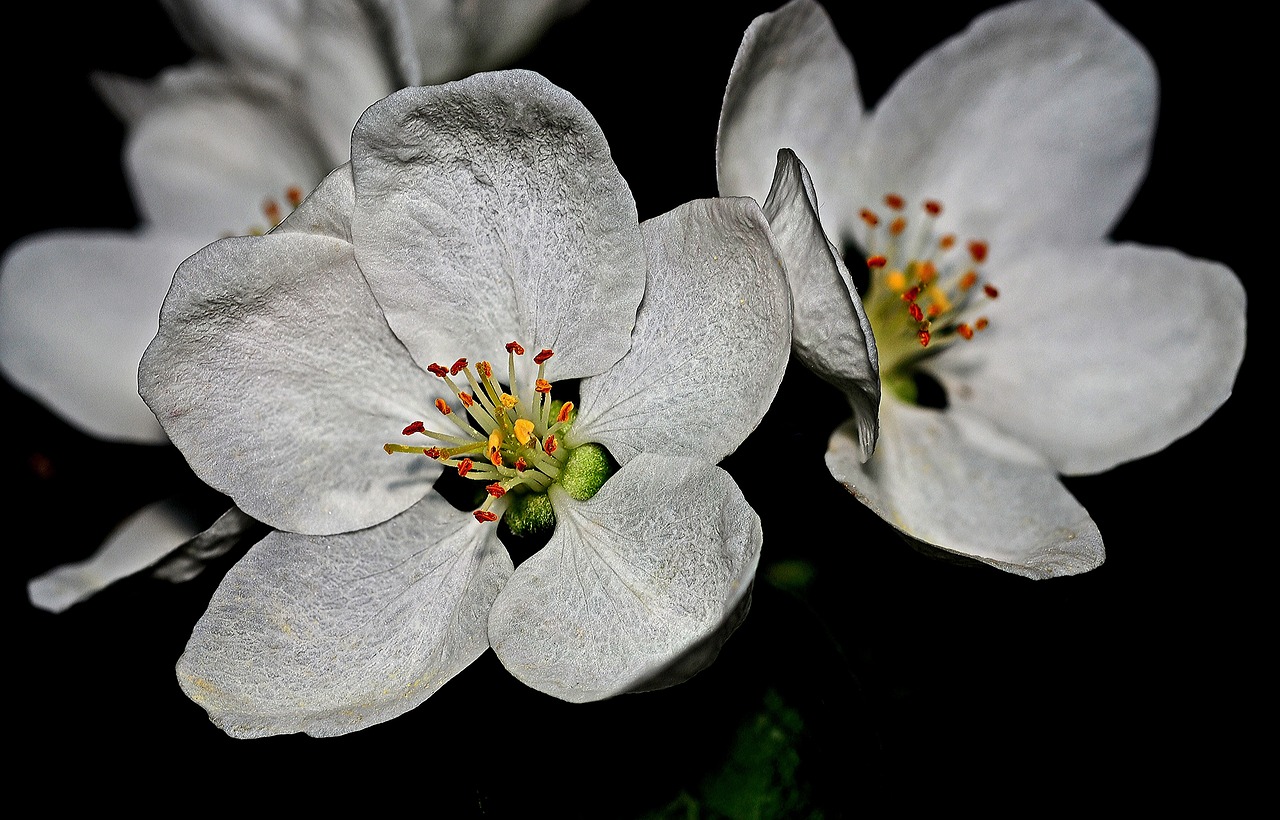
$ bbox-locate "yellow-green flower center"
[855,194,1000,404]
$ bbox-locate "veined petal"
[0,228,200,443]
[114,61,329,236]
[573,197,790,465]
[176,491,513,739]
[27,498,203,613]
[139,167,444,535]
[856,0,1157,250]
[932,241,1247,475]
[827,404,1104,580]
[717,0,864,240]
[488,454,761,703]
[761,148,879,461]
[350,70,646,383]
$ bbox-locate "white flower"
[3,0,587,611]
[716,0,1246,578]
[138,70,793,737]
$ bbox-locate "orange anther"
[959,271,978,290]
[556,401,575,423]
[918,261,937,284]
[975,317,989,331]
[506,341,525,355]
[263,199,282,224]
[918,329,931,347]
[514,457,528,472]
[901,286,920,302]
[926,303,942,318]
[889,217,906,236]
[885,193,905,210]
[286,186,303,206]
[473,510,498,523]
[958,323,974,340]
[535,379,552,394]
[860,209,880,227]
[983,284,999,299]
[939,234,956,250]
[435,398,451,415]
[486,483,506,498]
[450,358,468,376]
[544,435,557,455]
[477,361,493,378]
[534,349,554,364]
[402,420,426,436]
[968,241,988,263]
[428,363,449,377]
[457,458,474,477]
[459,392,474,407]
[908,303,924,322]
[867,255,888,269]
[923,200,942,216]
[424,447,442,459]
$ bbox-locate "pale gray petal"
[489,454,760,703]
[761,149,879,460]
[177,491,513,738]
[573,198,790,465]
[139,168,444,535]
[350,70,646,383]
[827,402,1104,579]
[152,506,267,583]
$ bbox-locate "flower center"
[855,193,1000,404]
[384,342,612,534]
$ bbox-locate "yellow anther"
[886,270,907,293]
[500,393,519,410]
[514,418,535,445]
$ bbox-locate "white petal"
[932,241,1246,475]
[351,71,647,383]
[159,0,306,73]
[761,148,879,460]
[856,0,1157,249]
[27,498,203,613]
[452,0,590,75]
[139,168,444,535]
[122,61,329,236]
[0,229,200,444]
[573,197,790,465]
[176,491,513,738]
[488,454,761,702]
[151,505,265,583]
[827,402,1103,579]
[717,0,864,240]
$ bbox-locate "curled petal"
[488,454,761,703]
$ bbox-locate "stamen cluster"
[384,342,575,523]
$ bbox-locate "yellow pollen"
[488,430,503,454]
[500,393,518,410]
[925,285,951,314]
[886,270,907,293]
[514,418,535,445]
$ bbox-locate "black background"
[7,2,1258,813]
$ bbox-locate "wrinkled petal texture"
[350,70,646,383]
[761,148,879,460]
[139,167,444,535]
[574,197,790,465]
[853,0,1156,250]
[177,492,513,738]
[932,242,1247,475]
[28,498,203,613]
[488,454,761,702]
[717,0,864,239]
[0,229,199,443]
[827,404,1103,579]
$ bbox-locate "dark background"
[8,2,1257,813]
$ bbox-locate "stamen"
[860,209,880,227]
[505,341,525,355]
[885,194,905,210]
[474,510,498,523]
[435,398,452,416]
[450,358,468,376]
[968,241,988,263]
[556,402,575,424]
[402,421,426,436]
[534,349,554,365]
[924,200,942,216]
[514,419,535,445]
[457,458,474,477]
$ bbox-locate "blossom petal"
[176,491,513,738]
[931,242,1246,475]
[139,166,443,535]
[0,228,199,443]
[855,0,1157,249]
[104,62,329,236]
[717,0,864,240]
[761,148,879,461]
[572,197,790,465]
[350,70,646,383]
[27,498,203,613]
[159,0,306,73]
[488,454,761,703]
[827,403,1104,579]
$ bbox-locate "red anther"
[867,255,888,269]
[918,261,937,284]
[968,240,988,263]
[535,379,552,394]
[263,199,281,223]
[428,363,449,377]
[514,457,528,472]
[923,200,942,216]
[544,435,557,455]
[901,286,920,302]
[889,217,906,236]
[477,361,493,379]
[424,447,442,459]
[450,358,468,376]
[459,392,474,407]
[402,420,426,436]
[286,186,303,206]
[885,193,905,210]
[556,401,575,423]
[860,209,880,227]
[488,450,504,468]
[959,271,978,290]
[486,483,506,498]
[457,458,474,477]
[926,303,942,318]
[474,510,498,523]
[435,398,452,415]
[983,284,999,299]
[506,341,525,355]
[534,349,554,364]
[908,302,924,322]
[939,234,957,250]
[975,317,990,331]
[918,329,931,347]
[958,323,974,340]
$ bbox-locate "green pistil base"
[505,490,556,537]
[502,442,614,537]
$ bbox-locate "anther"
[535,379,552,394]
[860,209,880,227]
[477,362,493,379]
[885,194,905,210]
[534,349,554,365]
[424,447,442,458]
[924,200,942,216]
[450,358,468,376]
[506,341,525,355]
[457,458,474,477]
[889,217,906,236]
[459,392,474,407]
[486,483,506,498]
[968,241,988,263]
[402,421,426,436]
[435,398,452,415]
[286,186,303,207]
[918,329,931,346]
[556,402,575,423]
[868,256,888,269]
[983,284,999,299]
[958,323,975,340]
[474,510,498,523]
[544,435,557,455]
[428,363,449,377]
